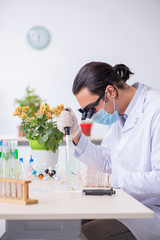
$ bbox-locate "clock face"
[27,26,50,49]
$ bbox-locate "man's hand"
[57,107,81,139]
[77,167,110,187]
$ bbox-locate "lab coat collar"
[121,83,147,133]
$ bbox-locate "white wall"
[0,0,160,136]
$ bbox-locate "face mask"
[92,96,118,125]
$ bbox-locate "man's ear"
[106,85,117,98]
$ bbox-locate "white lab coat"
[77,83,160,240]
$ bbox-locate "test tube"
[6,141,12,198]
[27,157,34,180]
[19,158,27,179]
[65,139,80,176]
[10,141,18,199]
[16,182,22,200]
[2,140,11,198]
[0,140,3,176]
[16,158,23,200]
[0,140,3,197]
[17,157,28,199]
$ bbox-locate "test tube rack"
[0,178,38,205]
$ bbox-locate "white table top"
[0,176,154,220]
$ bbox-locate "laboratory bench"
[0,173,154,240]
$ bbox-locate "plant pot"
[29,140,59,174]
[30,140,46,150]
[80,123,93,136]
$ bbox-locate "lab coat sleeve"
[110,111,160,196]
[74,127,112,173]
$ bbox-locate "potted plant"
[15,86,44,136]
[13,103,64,173]
[80,120,93,136]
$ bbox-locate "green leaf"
[20,125,24,131]
[39,114,43,119]
[25,132,30,139]
[47,139,54,150]
[44,141,50,151]
[42,134,48,142]
[38,137,44,145]
[46,128,52,135]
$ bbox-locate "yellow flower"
[46,112,51,119]
[51,107,56,112]
[40,104,45,114]
[52,104,64,117]
[23,106,29,112]
[58,104,64,110]
[26,118,31,122]
[26,116,34,122]
[45,104,51,112]
[13,112,20,116]
[15,106,23,112]
[40,103,51,113]
[17,106,22,110]
[19,113,27,120]
[13,106,23,116]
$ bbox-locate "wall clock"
[27,26,50,49]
